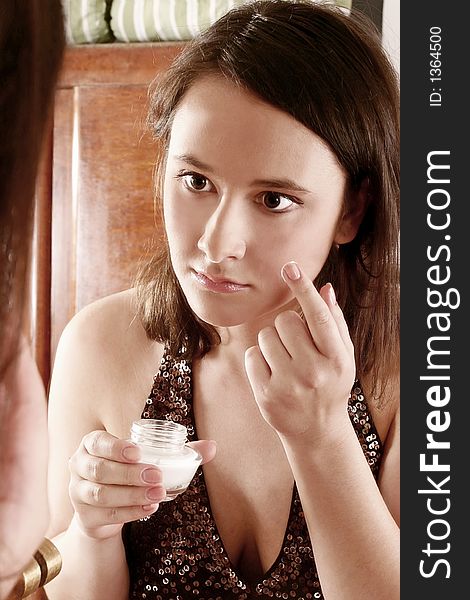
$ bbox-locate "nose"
[197,196,247,263]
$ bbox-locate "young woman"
[46,2,400,599]
[0,1,65,597]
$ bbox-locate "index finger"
[82,429,141,463]
[281,261,343,357]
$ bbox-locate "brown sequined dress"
[122,349,383,600]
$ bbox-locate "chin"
[189,302,250,328]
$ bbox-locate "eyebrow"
[173,153,311,194]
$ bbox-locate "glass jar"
[129,419,202,500]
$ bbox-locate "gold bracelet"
[6,538,62,599]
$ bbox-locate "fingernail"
[142,468,161,484]
[282,262,301,281]
[122,446,140,461]
[146,486,166,501]
[142,503,159,512]
[328,283,337,305]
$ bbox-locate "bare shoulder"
[59,288,146,352]
[50,288,164,436]
[369,374,400,525]
[364,372,400,447]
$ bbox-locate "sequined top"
[122,349,383,600]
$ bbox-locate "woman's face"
[163,75,352,328]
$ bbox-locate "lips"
[191,269,249,293]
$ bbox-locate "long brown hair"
[0,1,65,378]
[136,0,400,403]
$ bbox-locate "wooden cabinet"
[31,43,183,388]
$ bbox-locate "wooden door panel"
[50,88,75,365]
[51,84,161,360]
[33,43,185,384]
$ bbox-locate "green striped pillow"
[110,0,352,43]
[62,0,112,44]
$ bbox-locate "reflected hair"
[0,0,65,378]
[136,0,400,403]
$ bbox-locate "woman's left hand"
[244,261,356,443]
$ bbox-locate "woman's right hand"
[68,430,165,540]
[68,430,216,540]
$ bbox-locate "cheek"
[163,192,201,251]
[255,221,335,282]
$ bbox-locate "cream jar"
[130,419,202,501]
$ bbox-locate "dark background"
[401,1,468,597]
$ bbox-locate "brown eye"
[262,192,294,211]
[184,173,209,191]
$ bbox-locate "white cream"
[130,419,202,501]
[138,444,201,500]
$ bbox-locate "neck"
[207,298,299,368]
